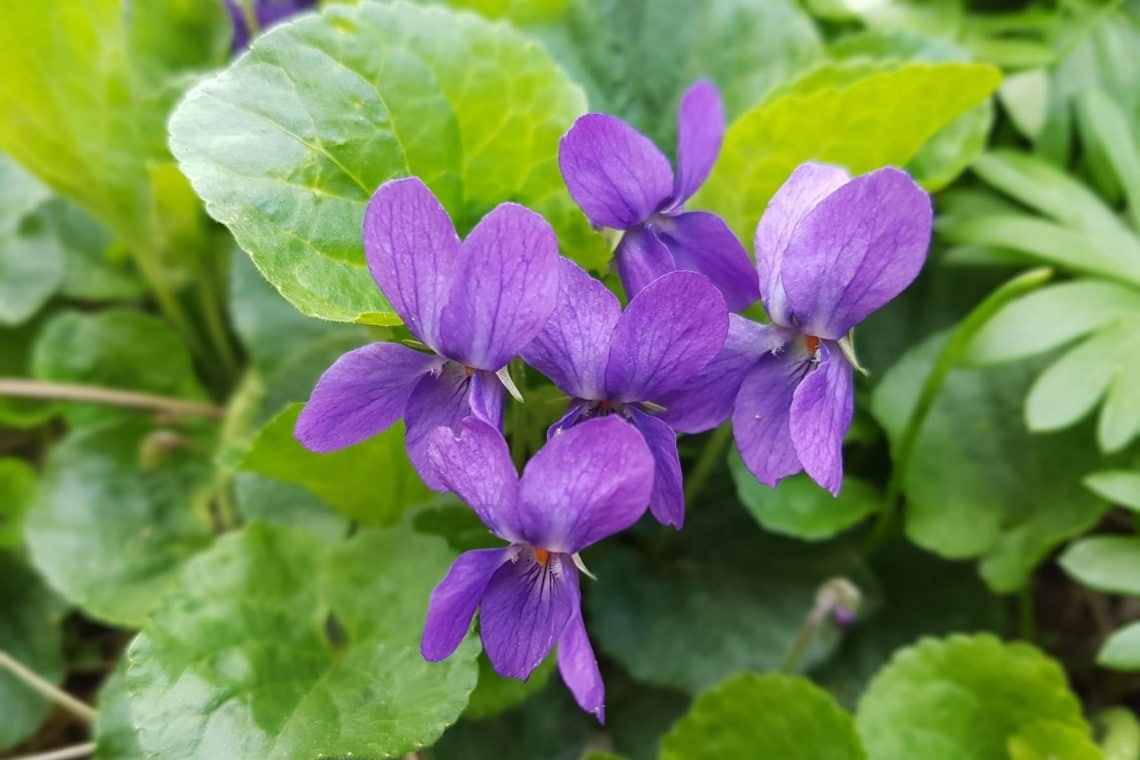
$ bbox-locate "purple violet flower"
[657,163,933,494]
[558,81,759,310]
[295,177,560,490]
[422,416,654,722]
[521,260,728,528]
[225,0,315,52]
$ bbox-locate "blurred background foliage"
[1,0,1139,757]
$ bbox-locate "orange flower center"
[534,548,552,566]
[805,335,820,355]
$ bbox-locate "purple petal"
[656,316,787,434]
[547,399,588,439]
[521,258,620,400]
[295,342,441,453]
[781,167,932,339]
[614,225,676,301]
[630,410,685,529]
[732,350,814,488]
[557,577,605,722]
[405,364,474,491]
[655,211,760,311]
[559,114,673,229]
[480,550,577,680]
[789,344,854,496]
[422,547,510,661]
[469,370,506,430]
[364,178,462,349]
[669,80,725,208]
[605,272,729,402]
[517,416,654,553]
[754,163,850,327]
[426,418,523,543]
[438,204,561,370]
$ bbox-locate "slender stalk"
[683,423,733,504]
[195,274,240,381]
[0,379,224,420]
[781,579,860,673]
[861,268,1053,555]
[9,744,97,760]
[0,651,97,725]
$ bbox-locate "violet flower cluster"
[295,80,932,720]
[224,0,315,52]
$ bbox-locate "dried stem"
[0,651,97,724]
[0,379,224,420]
[9,743,97,760]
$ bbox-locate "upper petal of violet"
[517,416,654,554]
[668,80,725,210]
[780,167,932,340]
[559,113,674,229]
[754,162,850,327]
[295,342,442,453]
[438,203,560,370]
[363,177,462,351]
[521,258,621,401]
[604,271,729,403]
[426,418,523,543]
[655,210,760,311]
[788,343,854,496]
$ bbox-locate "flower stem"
[861,267,1053,556]
[8,744,98,760]
[0,651,96,725]
[683,423,732,504]
[0,379,225,420]
[780,578,860,673]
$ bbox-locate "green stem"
[683,423,733,504]
[196,272,240,382]
[862,267,1053,555]
[0,378,225,419]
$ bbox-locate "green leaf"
[0,319,57,428]
[31,309,207,429]
[1097,621,1140,672]
[1024,323,1122,433]
[94,661,144,760]
[1060,536,1140,596]
[661,673,865,760]
[431,679,593,760]
[872,333,1108,592]
[126,523,478,759]
[0,0,228,261]
[730,452,880,540]
[964,281,1140,366]
[233,472,349,542]
[528,0,823,151]
[45,199,144,303]
[0,457,36,549]
[464,651,556,719]
[26,420,215,625]
[587,504,869,693]
[1077,89,1140,231]
[855,634,1091,760]
[697,61,1000,245]
[241,403,433,525]
[1097,707,1140,760]
[1084,470,1140,512]
[0,556,66,751]
[170,1,599,325]
[0,153,51,235]
[0,202,66,326]
[1007,722,1104,760]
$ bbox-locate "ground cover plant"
[2,0,1140,758]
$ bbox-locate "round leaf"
[661,673,865,760]
[856,634,1091,760]
[169,1,598,324]
[0,457,36,549]
[126,523,478,759]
